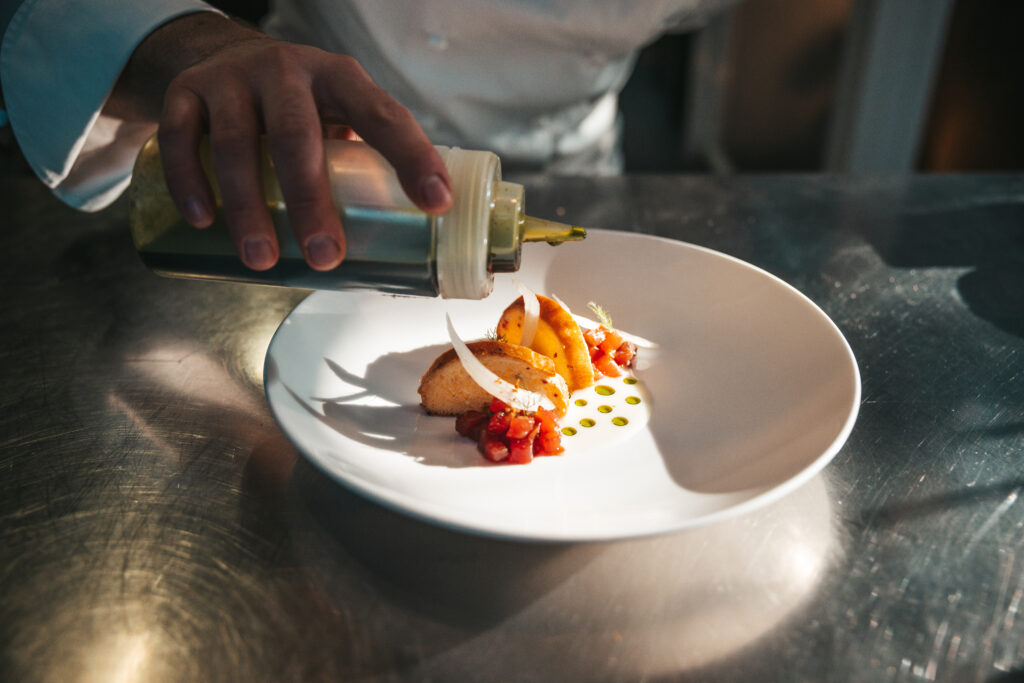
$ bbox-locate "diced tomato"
[456,397,569,463]
[487,410,511,434]
[489,397,509,414]
[598,329,624,355]
[535,430,564,455]
[508,436,535,464]
[455,410,488,439]
[593,351,621,377]
[583,327,604,347]
[614,341,636,367]
[506,413,536,439]
[479,433,510,462]
[535,407,558,435]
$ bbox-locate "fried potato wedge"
[496,295,595,391]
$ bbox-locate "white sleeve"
[0,0,222,211]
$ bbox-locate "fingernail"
[421,174,452,210]
[306,234,341,269]
[244,236,276,270]
[184,195,210,226]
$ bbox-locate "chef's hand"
[110,12,452,271]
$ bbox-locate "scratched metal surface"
[1,160,1023,682]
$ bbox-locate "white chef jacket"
[0,0,736,212]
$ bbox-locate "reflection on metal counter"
[4,164,1024,681]
[288,462,836,679]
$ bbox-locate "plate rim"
[263,229,861,542]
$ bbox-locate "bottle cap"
[435,146,497,299]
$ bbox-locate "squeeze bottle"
[128,136,585,299]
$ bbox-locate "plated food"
[418,289,639,464]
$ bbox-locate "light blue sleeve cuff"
[0,0,222,211]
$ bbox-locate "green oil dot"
[625,396,641,405]
[574,398,588,407]
[561,427,577,436]
[579,418,596,428]
[595,385,615,396]
[624,377,638,385]
[612,417,629,426]
[598,405,612,413]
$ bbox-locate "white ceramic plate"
[264,229,860,542]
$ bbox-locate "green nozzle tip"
[522,217,587,245]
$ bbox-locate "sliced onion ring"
[515,279,540,348]
[446,314,553,412]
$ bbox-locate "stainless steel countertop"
[2,164,1023,682]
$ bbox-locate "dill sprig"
[587,301,613,328]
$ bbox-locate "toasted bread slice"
[496,295,595,391]
[418,340,569,416]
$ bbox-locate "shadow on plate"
[266,350,489,469]
[533,233,859,496]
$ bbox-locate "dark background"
[2,0,1021,174]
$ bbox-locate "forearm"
[5,0,452,267]
[1,0,224,208]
